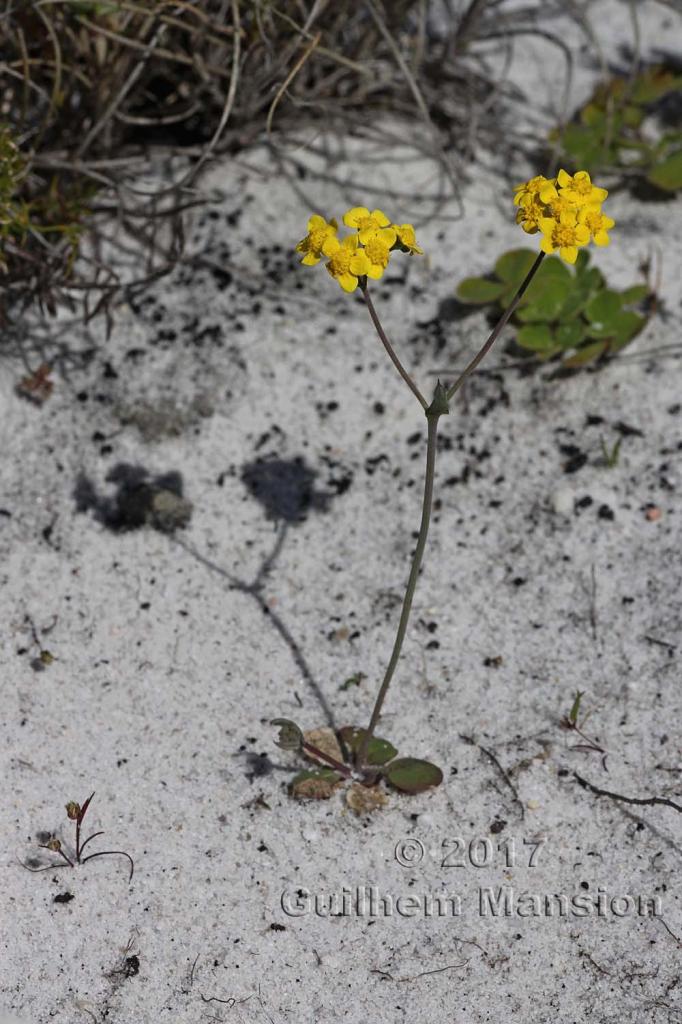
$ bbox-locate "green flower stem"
[357,401,443,768]
[361,281,428,410]
[446,250,545,402]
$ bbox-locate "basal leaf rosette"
[514,168,614,264]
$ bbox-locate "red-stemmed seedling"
[30,793,134,881]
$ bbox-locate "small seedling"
[561,691,607,768]
[600,436,622,468]
[339,671,366,691]
[27,793,134,881]
[275,171,615,802]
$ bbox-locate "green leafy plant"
[456,247,650,367]
[550,65,682,193]
[272,720,443,799]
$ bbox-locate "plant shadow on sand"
[176,454,350,735]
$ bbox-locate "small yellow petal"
[557,169,572,188]
[540,237,555,254]
[559,246,578,263]
[371,209,390,227]
[539,217,556,235]
[343,207,369,228]
[338,273,358,292]
[593,230,610,246]
[349,252,370,275]
[301,252,320,266]
[366,265,383,279]
[322,236,340,257]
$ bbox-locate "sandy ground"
[2,2,682,1022]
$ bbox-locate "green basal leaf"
[455,277,507,304]
[494,248,537,284]
[647,149,682,191]
[555,320,587,349]
[611,311,646,345]
[574,249,591,275]
[338,726,398,766]
[585,289,623,325]
[517,276,572,322]
[580,103,607,128]
[290,768,342,799]
[587,310,644,343]
[620,284,650,305]
[385,758,444,794]
[516,323,555,351]
[271,718,304,751]
[562,340,608,368]
[622,104,644,128]
[630,69,682,104]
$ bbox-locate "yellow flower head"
[515,194,547,234]
[539,209,590,264]
[295,214,338,266]
[322,233,370,292]
[343,206,391,244]
[514,175,557,208]
[578,204,615,246]
[394,223,423,255]
[362,227,397,279]
[556,169,608,207]
[514,169,612,262]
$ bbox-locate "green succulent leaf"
[516,275,572,321]
[587,309,644,343]
[621,104,644,128]
[271,718,304,751]
[585,289,623,325]
[646,149,682,191]
[574,249,591,275]
[338,727,398,766]
[516,323,555,351]
[455,277,507,304]
[630,69,682,104]
[385,758,444,794]
[494,248,537,283]
[555,321,587,349]
[620,284,650,305]
[562,340,608,368]
[290,768,342,799]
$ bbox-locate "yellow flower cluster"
[514,169,614,264]
[296,207,423,292]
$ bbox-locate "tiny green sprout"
[339,672,366,692]
[600,437,622,468]
[568,690,585,727]
[28,793,134,881]
[562,692,608,767]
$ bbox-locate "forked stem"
[357,253,546,767]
